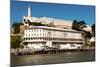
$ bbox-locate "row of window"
[25,29,77,34]
[25,33,41,36]
[25,29,53,32]
[24,34,81,39]
[25,34,50,37]
[25,29,42,32]
[25,33,67,37]
[23,37,83,41]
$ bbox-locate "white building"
[22,26,84,51]
[21,6,85,51]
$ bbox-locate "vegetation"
[85,31,92,39]
[72,20,93,38]
[72,20,86,31]
[89,41,95,47]
[11,36,22,48]
[91,24,95,37]
[29,22,46,26]
[12,22,24,34]
[72,20,95,47]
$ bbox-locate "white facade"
[22,26,84,51]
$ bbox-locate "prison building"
[22,26,84,51]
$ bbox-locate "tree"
[12,22,24,34]
[11,36,22,48]
[72,20,78,30]
[78,21,86,30]
[29,22,46,26]
[86,31,92,39]
[91,24,95,36]
[72,20,87,31]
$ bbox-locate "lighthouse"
[28,5,31,17]
[23,5,32,26]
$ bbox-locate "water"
[11,52,95,66]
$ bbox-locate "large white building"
[22,26,84,51]
[20,6,85,51]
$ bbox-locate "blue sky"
[10,0,95,26]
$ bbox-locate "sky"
[10,0,95,26]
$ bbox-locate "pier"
[34,48,95,54]
[11,48,95,55]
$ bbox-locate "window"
[63,32,67,37]
[25,30,27,32]
[37,29,38,32]
[34,29,36,32]
[28,38,30,40]
[40,29,41,32]
[31,38,32,40]
[26,34,27,36]
[45,34,46,37]
[31,30,33,32]
[48,32,51,36]
[35,29,38,32]
[43,34,44,37]
[34,34,36,36]
[24,19,26,22]
[43,29,45,32]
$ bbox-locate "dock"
[34,48,95,54]
[11,48,95,55]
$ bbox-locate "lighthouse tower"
[28,5,31,17]
[23,5,32,26]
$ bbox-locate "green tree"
[29,22,46,26]
[12,22,24,34]
[11,36,22,48]
[72,20,86,31]
[91,24,95,36]
[78,21,86,30]
[72,20,78,30]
